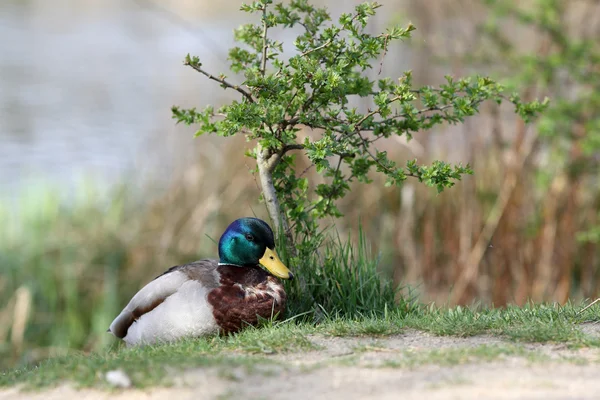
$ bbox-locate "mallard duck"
[108,217,293,346]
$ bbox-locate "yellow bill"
[259,247,294,280]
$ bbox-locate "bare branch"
[353,95,401,128]
[260,4,268,76]
[266,143,305,173]
[284,143,305,152]
[416,104,454,115]
[368,104,454,127]
[354,109,380,128]
[356,130,418,179]
[185,61,254,103]
[300,39,333,57]
[299,164,314,178]
[378,34,390,75]
[282,91,300,121]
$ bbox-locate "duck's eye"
[245,233,254,241]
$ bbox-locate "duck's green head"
[218,217,294,280]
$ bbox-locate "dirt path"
[3,326,600,400]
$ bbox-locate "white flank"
[123,280,219,346]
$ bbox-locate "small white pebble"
[105,369,132,388]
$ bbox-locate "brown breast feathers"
[208,265,287,333]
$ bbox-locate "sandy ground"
[3,325,600,400]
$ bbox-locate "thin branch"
[321,156,345,216]
[298,81,327,119]
[416,104,454,115]
[283,143,305,153]
[245,159,262,194]
[185,61,254,103]
[260,4,268,76]
[299,164,314,178]
[282,91,300,121]
[378,34,389,75]
[353,95,401,128]
[302,121,346,134]
[358,102,479,132]
[356,130,418,179]
[368,135,386,144]
[354,109,380,128]
[299,7,363,60]
[298,21,313,35]
[300,39,333,57]
[302,156,347,217]
[266,124,278,139]
[286,97,471,137]
[266,143,305,173]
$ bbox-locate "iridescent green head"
[218,217,293,280]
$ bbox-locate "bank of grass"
[0,317,394,389]
[0,321,316,389]
[2,302,600,389]
[405,302,600,346]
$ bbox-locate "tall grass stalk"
[282,226,416,320]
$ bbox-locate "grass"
[2,303,600,389]
[0,321,314,389]
[405,302,600,347]
[282,226,414,321]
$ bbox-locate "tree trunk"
[257,147,313,310]
[256,143,296,253]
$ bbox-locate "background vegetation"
[1,0,599,372]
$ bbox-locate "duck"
[108,217,294,346]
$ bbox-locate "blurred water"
[0,0,243,201]
[0,0,408,203]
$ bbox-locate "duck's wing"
[108,259,220,339]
